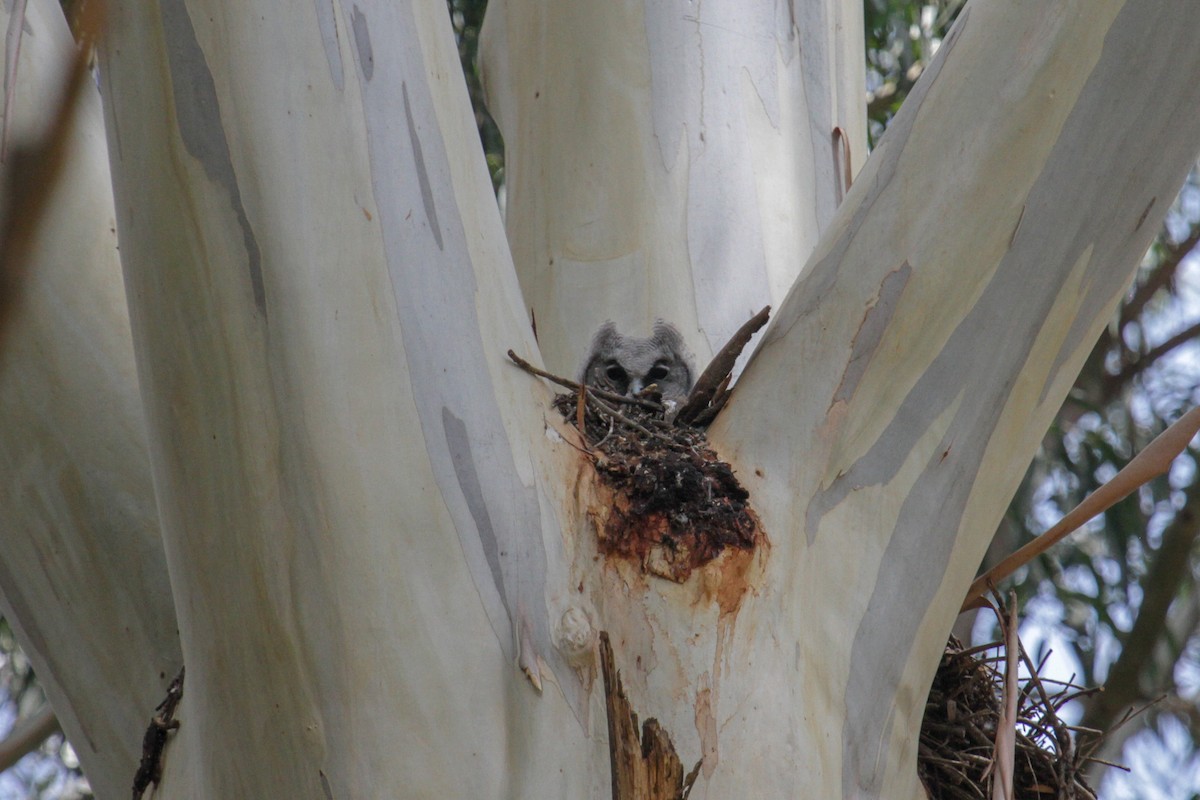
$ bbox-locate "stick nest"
[551,388,759,582]
[511,308,771,582]
[920,636,1103,799]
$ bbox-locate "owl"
[578,321,694,400]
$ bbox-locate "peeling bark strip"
[600,633,699,800]
[833,263,910,406]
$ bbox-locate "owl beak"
[628,378,644,396]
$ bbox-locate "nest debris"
[920,635,1111,800]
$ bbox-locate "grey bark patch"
[160,0,266,316]
[350,5,372,81]
[833,261,911,406]
[443,409,508,605]
[314,0,344,91]
[402,83,444,251]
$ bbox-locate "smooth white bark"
[99,0,599,795]
[480,0,866,375]
[0,3,179,798]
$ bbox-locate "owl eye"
[606,364,628,384]
[647,364,670,382]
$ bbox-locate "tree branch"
[963,406,1200,611]
[1108,317,1200,390]
[1119,224,1200,334]
[0,705,60,773]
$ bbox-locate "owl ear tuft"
[579,322,622,383]
[651,320,695,392]
[651,320,691,362]
[651,320,683,348]
[590,321,621,351]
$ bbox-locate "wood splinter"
[600,632,700,800]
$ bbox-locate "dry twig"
[962,404,1200,611]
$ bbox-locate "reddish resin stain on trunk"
[580,421,764,584]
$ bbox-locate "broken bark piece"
[132,666,184,800]
[675,306,770,427]
[601,632,699,800]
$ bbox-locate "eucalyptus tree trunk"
[0,3,178,798]
[1,0,1199,798]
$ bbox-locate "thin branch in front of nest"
[506,350,664,412]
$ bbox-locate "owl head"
[578,320,694,400]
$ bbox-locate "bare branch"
[506,350,664,412]
[1119,225,1200,332]
[962,405,1200,611]
[1109,317,1200,389]
[0,705,59,773]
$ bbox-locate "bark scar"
[831,261,912,409]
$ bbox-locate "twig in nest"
[576,382,586,433]
[1075,694,1163,766]
[676,306,770,426]
[1015,644,1071,758]
[590,394,675,445]
[506,350,664,412]
[594,413,616,448]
